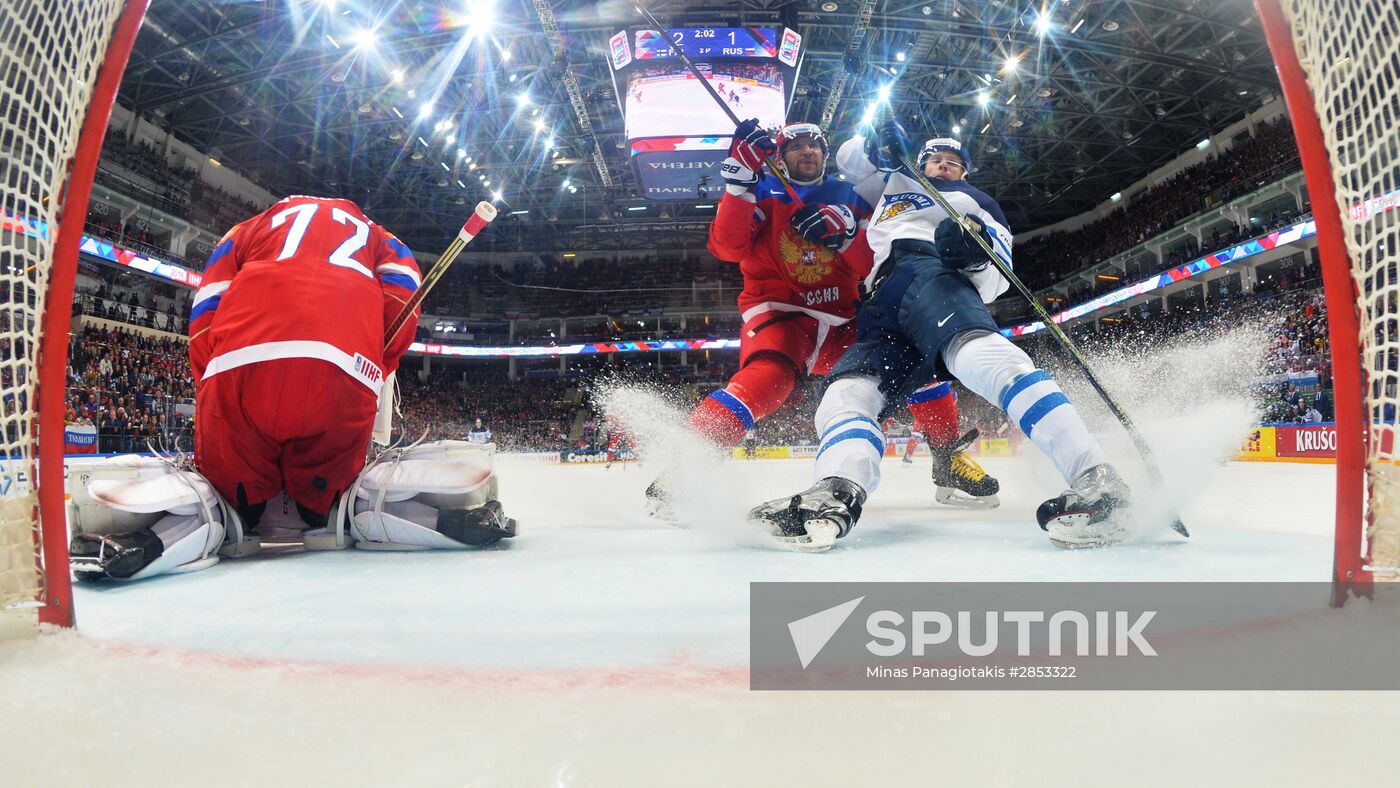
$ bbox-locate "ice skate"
[436,501,517,546]
[930,429,1001,509]
[644,478,683,525]
[746,477,865,553]
[1036,464,1131,549]
[69,530,165,581]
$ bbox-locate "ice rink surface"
[4,455,1397,787]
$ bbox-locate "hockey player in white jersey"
[748,120,1130,551]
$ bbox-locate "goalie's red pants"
[195,358,377,516]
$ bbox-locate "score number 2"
[269,203,374,279]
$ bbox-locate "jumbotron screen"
[608,26,803,201]
[623,62,786,147]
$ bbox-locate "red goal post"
[0,0,148,628]
[1256,0,1399,601]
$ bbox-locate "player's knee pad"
[311,439,517,552]
[68,455,258,581]
[729,353,799,420]
[816,375,886,433]
[941,329,1037,408]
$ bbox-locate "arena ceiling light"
[491,189,503,202]
[349,28,376,50]
[977,90,991,107]
[1035,11,1053,37]
[1002,54,1021,75]
[534,118,546,132]
[516,92,530,107]
[418,103,433,119]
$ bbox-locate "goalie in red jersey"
[188,195,422,530]
[645,121,1000,519]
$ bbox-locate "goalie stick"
[373,200,498,445]
[631,1,806,208]
[887,142,1189,539]
[384,200,497,347]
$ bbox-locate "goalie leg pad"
[322,440,517,551]
[68,455,253,579]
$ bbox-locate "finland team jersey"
[835,135,1014,304]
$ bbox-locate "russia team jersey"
[708,173,876,325]
[188,195,422,393]
[836,135,1014,304]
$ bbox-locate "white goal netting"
[0,0,129,613]
[1278,0,1400,571]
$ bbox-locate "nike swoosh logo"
[938,313,955,327]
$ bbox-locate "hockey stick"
[891,148,1189,539]
[383,200,497,347]
[630,2,805,206]
[373,201,497,446]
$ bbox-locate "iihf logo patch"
[876,192,935,223]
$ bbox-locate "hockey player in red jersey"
[646,121,998,518]
[189,195,422,529]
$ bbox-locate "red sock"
[687,355,796,446]
[904,433,921,459]
[906,381,959,446]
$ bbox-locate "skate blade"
[934,487,1001,510]
[1045,512,1127,549]
[645,498,689,527]
[768,520,839,553]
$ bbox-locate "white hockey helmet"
[776,122,829,156]
[918,137,971,171]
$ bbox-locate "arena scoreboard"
[608,26,804,201]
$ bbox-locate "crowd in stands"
[65,325,195,452]
[95,130,196,219]
[424,254,744,321]
[1018,118,1303,292]
[394,371,578,451]
[94,129,265,259]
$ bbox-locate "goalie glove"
[934,215,994,271]
[791,203,859,252]
[864,118,913,171]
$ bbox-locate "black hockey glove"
[865,119,912,171]
[791,203,859,252]
[934,215,994,271]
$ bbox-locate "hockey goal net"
[1257,0,1400,596]
[0,0,146,629]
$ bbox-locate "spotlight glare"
[977,90,990,107]
[516,92,530,107]
[418,103,433,119]
[351,28,377,50]
[1003,54,1020,74]
[895,51,906,62]
[491,189,503,202]
[952,124,961,134]
[534,118,546,131]
[877,83,892,101]
[391,69,404,84]
[1035,11,1052,36]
